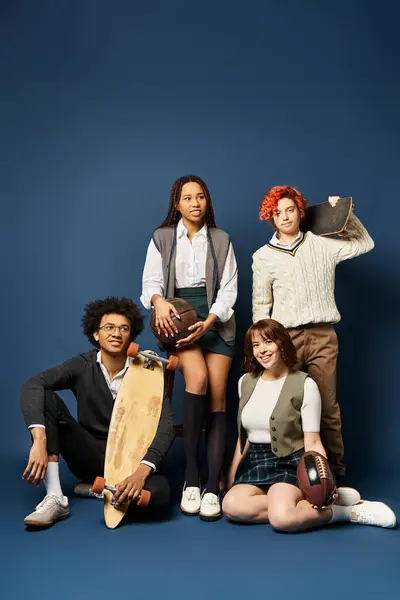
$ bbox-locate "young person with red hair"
[222,320,395,531]
[252,186,374,485]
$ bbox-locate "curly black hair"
[81,297,144,348]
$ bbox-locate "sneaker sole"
[24,513,70,529]
[74,485,104,498]
[199,511,222,522]
[74,490,104,499]
[180,506,200,516]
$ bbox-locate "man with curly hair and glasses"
[21,297,175,529]
[252,186,374,486]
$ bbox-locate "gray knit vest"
[238,370,308,457]
[152,226,236,343]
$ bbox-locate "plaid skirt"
[235,443,304,488]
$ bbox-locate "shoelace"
[203,493,218,506]
[354,507,379,526]
[185,489,198,501]
[35,495,60,512]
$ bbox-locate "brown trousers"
[287,324,345,477]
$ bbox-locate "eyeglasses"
[99,324,131,336]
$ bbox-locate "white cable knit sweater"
[252,213,374,328]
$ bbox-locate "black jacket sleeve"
[20,354,89,428]
[142,391,175,471]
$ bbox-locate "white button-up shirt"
[140,219,238,322]
[270,230,304,250]
[96,351,132,399]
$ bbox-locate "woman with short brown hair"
[222,319,395,532]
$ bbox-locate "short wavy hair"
[82,297,144,348]
[244,319,298,375]
[259,185,307,223]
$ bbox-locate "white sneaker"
[199,491,222,521]
[335,486,361,506]
[24,494,70,528]
[351,501,396,528]
[180,484,201,515]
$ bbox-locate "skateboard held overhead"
[303,197,353,236]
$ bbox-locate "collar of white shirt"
[177,218,208,240]
[270,230,304,248]
[96,351,132,382]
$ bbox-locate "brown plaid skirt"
[235,443,304,487]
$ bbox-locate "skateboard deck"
[303,197,353,236]
[102,351,164,529]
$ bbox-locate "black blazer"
[20,349,175,470]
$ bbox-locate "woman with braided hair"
[141,175,238,521]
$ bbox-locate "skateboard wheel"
[137,489,151,507]
[127,342,139,358]
[92,476,106,495]
[166,355,179,371]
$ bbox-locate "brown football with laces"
[297,451,336,508]
[150,297,198,349]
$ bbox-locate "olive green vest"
[238,370,308,457]
[152,226,236,343]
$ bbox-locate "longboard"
[93,344,178,529]
[303,197,353,236]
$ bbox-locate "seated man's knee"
[44,390,58,408]
[43,390,65,415]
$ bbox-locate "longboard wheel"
[166,355,179,371]
[127,342,139,358]
[137,489,151,507]
[92,476,106,495]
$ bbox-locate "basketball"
[297,451,336,508]
[150,297,198,349]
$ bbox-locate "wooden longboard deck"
[103,352,164,528]
[303,197,353,236]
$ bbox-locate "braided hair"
[158,175,217,228]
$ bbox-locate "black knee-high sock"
[204,412,226,495]
[183,391,206,487]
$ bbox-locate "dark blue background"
[1,3,399,597]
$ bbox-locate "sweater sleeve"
[20,355,88,428]
[319,212,375,264]
[142,390,175,470]
[252,252,273,323]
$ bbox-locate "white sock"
[329,504,352,524]
[44,462,64,500]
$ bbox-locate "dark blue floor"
[3,442,400,600]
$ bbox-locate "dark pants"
[44,391,171,518]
